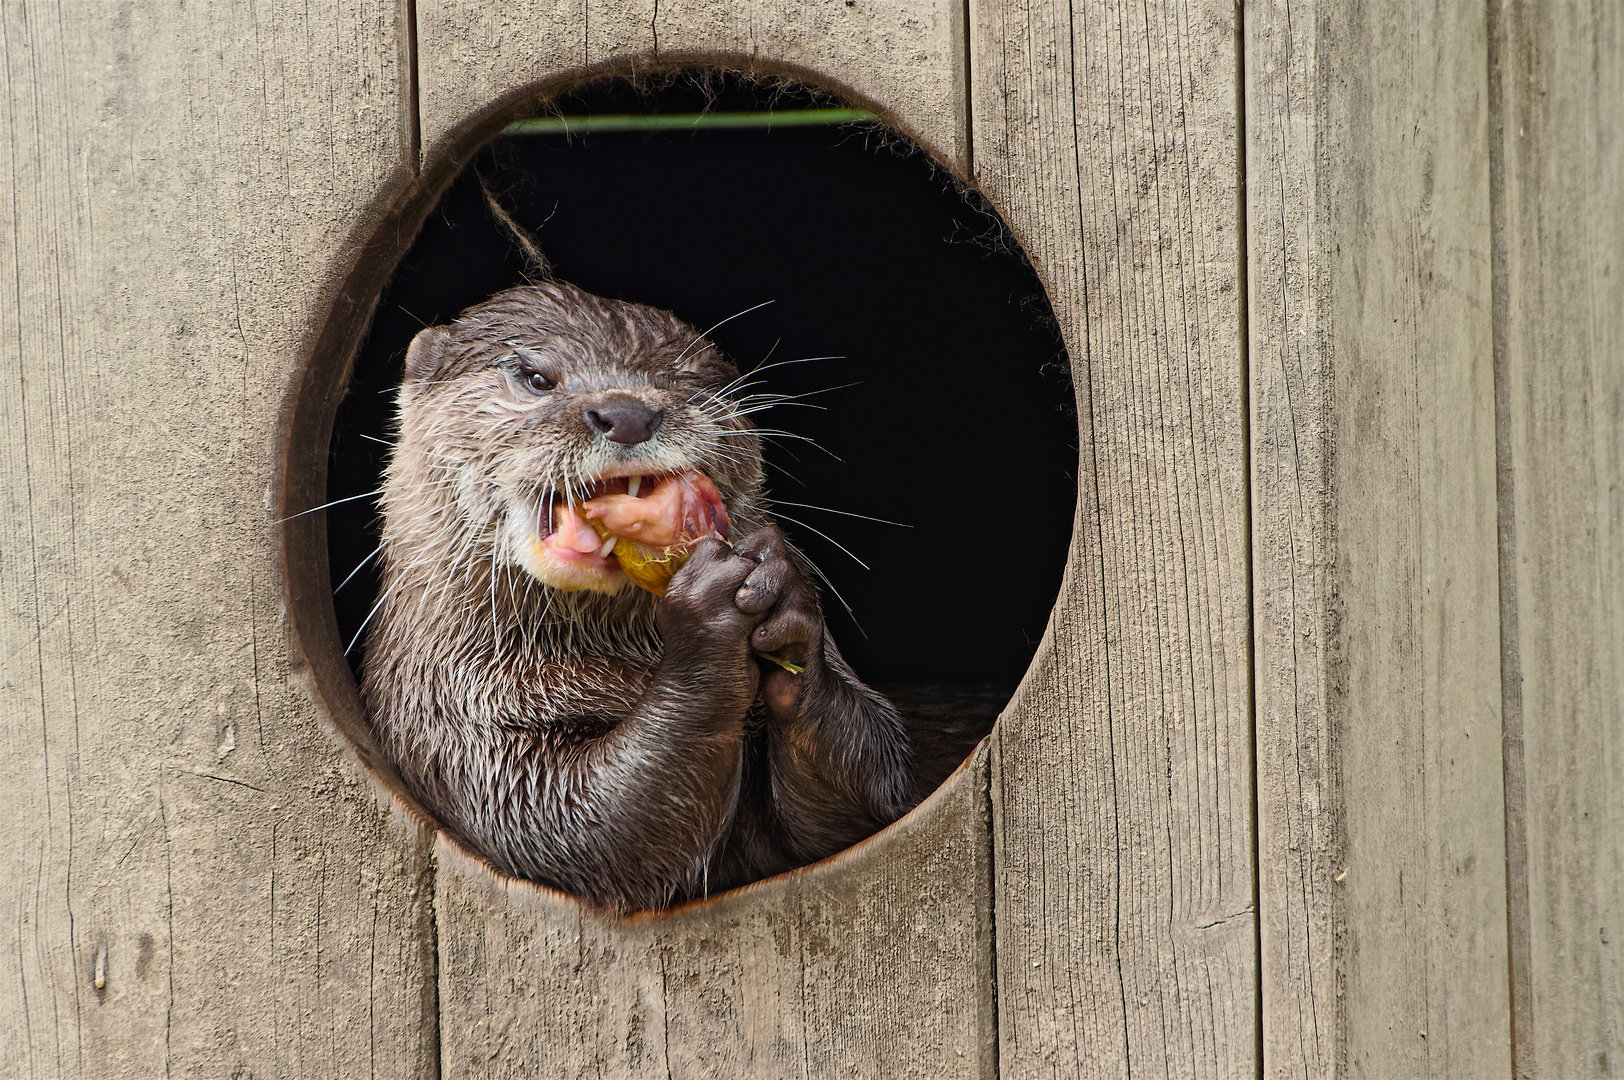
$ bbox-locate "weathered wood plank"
[1247,2,1511,1076]
[1240,8,1337,1072]
[417,0,969,172]
[435,747,994,1079]
[1492,4,1624,1077]
[971,2,1256,1075]
[0,0,439,1075]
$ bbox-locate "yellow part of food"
[588,519,687,596]
[615,540,687,596]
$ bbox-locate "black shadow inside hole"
[328,74,1077,803]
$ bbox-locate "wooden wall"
[3,1,1619,1077]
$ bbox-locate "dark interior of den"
[328,73,1078,798]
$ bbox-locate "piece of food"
[602,536,689,596]
[582,471,730,596]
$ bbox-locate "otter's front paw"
[657,538,762,665]
[732,527,826,717]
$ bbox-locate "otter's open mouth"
[531,471,730,588]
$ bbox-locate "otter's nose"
[584,400,665,446]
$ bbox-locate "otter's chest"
[502,652,659,733]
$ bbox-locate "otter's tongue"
[582,471,729,548]
[549,500,611,557]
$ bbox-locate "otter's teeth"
[598,537,617,557]
[628,475,641,498]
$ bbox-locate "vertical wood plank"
[970,1,1256,1075]
[1247,2,1511,1076]
[435,749,994,1079]
[417,0,970,171]
[1241,4,1337,1072]
[1493,4,1624,1077]
[0,0,439,1075]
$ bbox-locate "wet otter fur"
[362,281,916,912]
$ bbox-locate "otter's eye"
[506,346,556,395]
[507,359,555,394]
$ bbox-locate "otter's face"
[386,283,763,595]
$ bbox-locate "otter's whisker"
[714,427,821,445]
[763,511,871,571]
[347,579,402,656]
[761,459,809,488]
[740,396,837,412]
[782,542,858,625]
[737,380,862,406]
[765,500,911,528]
[719,428,841,463]
[674,300,776,366]
[489,548,502,654]
[281,489,384,522]
[335,544,385,593]
[713,353,841,399]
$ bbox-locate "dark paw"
[658,538,761,648]
[732,526,823,664]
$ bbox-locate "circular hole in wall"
[314,71,1076,901]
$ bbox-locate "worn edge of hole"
[279,56,1069,916]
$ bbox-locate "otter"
[361,280,917,912]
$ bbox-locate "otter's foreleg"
[731,527,918,862]
[548,539,770,910]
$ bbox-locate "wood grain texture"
[1247,2,1511,1076]
[0,0,439,1075]
[435,747,994,1079]
[970,2,1256,1075]
[1240,7,1336,1073]
[417,0,969,172]
[1492,4,1624,1077]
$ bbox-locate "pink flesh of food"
[540,471,728,571]
[584,472,730,548]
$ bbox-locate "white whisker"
[675,301,776,365]
[766,510,871,571]
[335,544,385,593]
[766,500,911,528]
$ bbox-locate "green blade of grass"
[503,109,879,136]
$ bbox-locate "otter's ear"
[403,325,453,384]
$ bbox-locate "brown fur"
[362,281,916,912]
